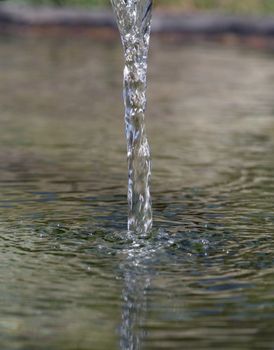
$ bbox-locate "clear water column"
[111,0,153,235]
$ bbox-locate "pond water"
[0,34,274,350]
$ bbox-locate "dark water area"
[0,35,274,350]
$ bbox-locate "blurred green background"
[6,0,274,14]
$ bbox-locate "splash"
[111,0,153,235]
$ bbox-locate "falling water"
[111,0,153,235]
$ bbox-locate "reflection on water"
[119,232,176,350]
[0,35,274,349]
[120,248,151,350]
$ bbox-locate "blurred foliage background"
[6,0,274,14]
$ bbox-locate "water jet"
[111,0,153,235]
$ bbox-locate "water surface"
[0,35,274,349]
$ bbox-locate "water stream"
[111,0,153,235]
